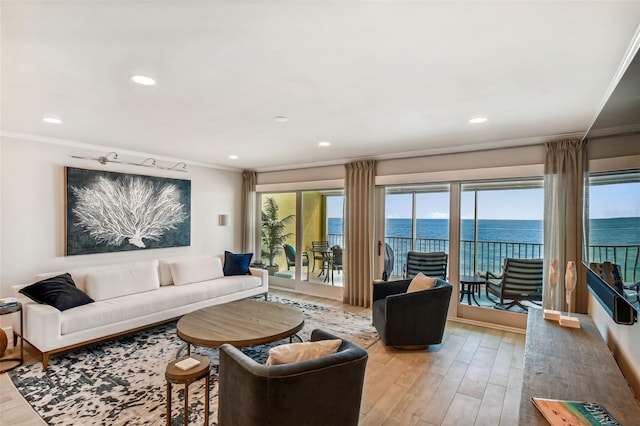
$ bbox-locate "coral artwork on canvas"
[65,167,191,255]
[72,176,187,248]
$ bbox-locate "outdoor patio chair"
[403,251,448,279]
[218,329,368,426]
[485,258,543,311]
[283,244,309,279]
[311,240,330,273]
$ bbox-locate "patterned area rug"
[9,295,377,425]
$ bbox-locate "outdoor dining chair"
[283,244,309,279]
[311,241,331,274]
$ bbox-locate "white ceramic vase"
[565,260,576,314]
[549,258,558,310]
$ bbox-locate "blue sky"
[327,182,640,220]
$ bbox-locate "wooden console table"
[519,308,640,424]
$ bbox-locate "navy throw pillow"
[223,251,253,276]
[19,273,94,311]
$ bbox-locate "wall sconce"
[218,214,229,226]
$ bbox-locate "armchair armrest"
[373,279,411,302]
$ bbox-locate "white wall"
[0,136,243,295]
[589,293,640,398]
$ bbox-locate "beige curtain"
[241,171,257,257]
[543,139,588,314]
[344,160,376,307]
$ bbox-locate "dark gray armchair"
[218,329,368,426]
[373,278,453,348]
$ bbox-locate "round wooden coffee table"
[176,299,305,355]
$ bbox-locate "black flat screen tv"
[585,262,636,325]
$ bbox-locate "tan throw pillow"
[265,339,342,366]
[407,272,437,293]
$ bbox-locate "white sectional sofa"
[12,255,268,370]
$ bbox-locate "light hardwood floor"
[0,289,524,425]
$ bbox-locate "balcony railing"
[328,233,640,283]
[586,244,639,283]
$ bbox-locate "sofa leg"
[41,353,50,371]
[264,292,268,301]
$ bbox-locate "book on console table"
[532,398,622,426]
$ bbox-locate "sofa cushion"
[85,260,160,301]
[265,339,342,366]
[223,251,253,276]
[407,272,437,293]
[19,273,94,311]
[158,256,190,286]
[171,256,224,286]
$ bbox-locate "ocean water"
[328,217,640,278]
[329,217,640,246]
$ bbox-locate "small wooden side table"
[459,275,484,306]
[165,355,210,426]
[0,302,23,373]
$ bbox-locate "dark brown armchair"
[372,278,452,348]
[218,329,368,426]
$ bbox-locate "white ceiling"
[2,1,639,172]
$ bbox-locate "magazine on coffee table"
[531,398,622,426]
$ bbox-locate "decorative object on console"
[544,258,561,321]
[560,260,580,328]
[65,167,191,255]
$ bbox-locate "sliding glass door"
[384,185,450,279]
[459,179,544,310]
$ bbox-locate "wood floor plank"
[383,370,444,426]
[418,360,469,424]
[474,382,506,426]
[455,333,481,365]
[360,383,410,426]
[488,341,515,387]
[441,393,481,426]
[499,366,524,426]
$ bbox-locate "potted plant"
[261,197,294,275]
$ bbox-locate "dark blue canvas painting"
[65,167,191,255]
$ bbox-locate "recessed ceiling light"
[469,117,488,124]
[130,75,156,86]
[318,141,331,147]
[43,117,62,124]
[274,116,288,122]
[228,155,239,160]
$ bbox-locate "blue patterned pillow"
[223,251,253,276]
[19,273,94,311]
